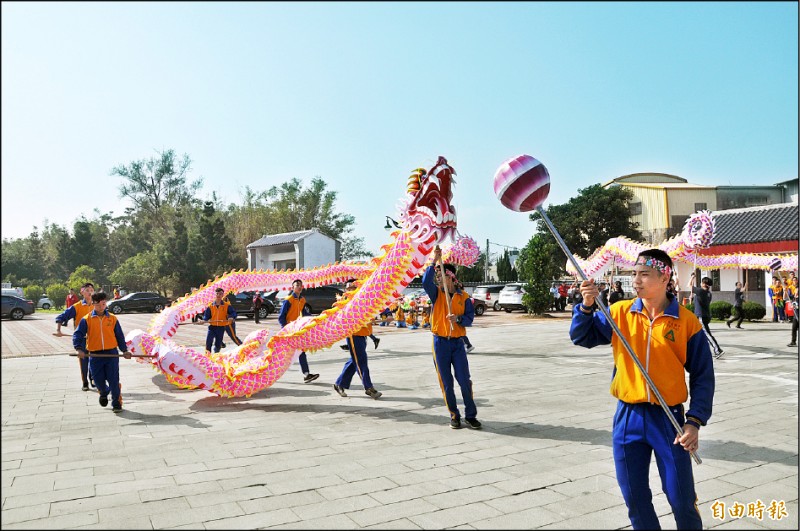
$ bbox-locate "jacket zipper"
[644,312,669,404]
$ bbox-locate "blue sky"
[2,2,797,260]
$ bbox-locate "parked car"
[472,284,506,312]
[498,283,526,312]
[225,291,275,320]
[108,292,170,314]
[471,297,487,316]
[298,285,344,314]
[1,295,36,320]
[38,295,53,310]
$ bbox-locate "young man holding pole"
[73,291,130,412]
[55,282,96,391]
[422,246,480,430]
[569,249,714,530]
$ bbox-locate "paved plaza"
[2,311,798,529]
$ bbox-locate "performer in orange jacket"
[333,279,382,399]
[570,249,714,530]
[73,291,131,412]
[422,247,479,430]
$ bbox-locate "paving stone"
[2,317,796,529]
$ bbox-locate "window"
[273,260,296,270]
[671,215,689,230]
[694,202,707,212]
[746,269,765,291]
[629,202,642,215]
[710,270,721,292]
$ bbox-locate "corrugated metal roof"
[246,229,316,249]
[711,202,798,245]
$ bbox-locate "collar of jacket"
[630,293,680,319]
[89,309,111,317]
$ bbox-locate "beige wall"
[666,189,717,220]
[627,186,668,232]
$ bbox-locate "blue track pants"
[432,336,476,421]
[613,401,702,529]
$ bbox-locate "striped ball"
[769,257,782,271]
[493,154,551,212]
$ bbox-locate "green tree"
[191,201,242,284]
[159,211,199,297]
[112,149,202,227]
[263,177,370,259]
[41,222,74,280]
[529,184,641,276]
[496,249,518,281]
[517,234,560,315]
[456,252,487,283]
[109,251,160,292]
[24,285,44,305]
[46,283,69,310]
[68,265,97,291]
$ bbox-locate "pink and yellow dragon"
[126,157,479,398]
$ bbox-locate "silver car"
[498,283,525,312]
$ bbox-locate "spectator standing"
[253,292,263,324]
[65,288,80,309]
[769,277,785,322]
[609,281,625,306]
[558,282,568,311]
[598,282,609,308]
[788,298,798,348]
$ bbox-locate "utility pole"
[485,239,490,282]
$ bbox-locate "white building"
[246,228,340,271]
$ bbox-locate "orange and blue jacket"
[352,322,373,337]
[73,310,128,353]
[570,295,714,425]
[278,292,310,327]
[202,301,237,327]
[55,299,93,329]
[422,265,474,338]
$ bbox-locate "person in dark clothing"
[726,279,748,329]
[689,273,723,358]
[609,281,625,306]
[598,282,609,308]
[253,292,263,323]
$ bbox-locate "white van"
[1,287,24,298]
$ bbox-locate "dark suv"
[472,284,506,312]
[1,295,36,320]
[226,291,275,320]
[298,286,344,314]
[108,292,170,314]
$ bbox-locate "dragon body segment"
[126,157,479,397]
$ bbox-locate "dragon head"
[400,156,457,243]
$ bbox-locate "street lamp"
[384,216,401,230]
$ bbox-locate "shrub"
[685,302,694,313]
[46,283,69,310]
[23,284,44,305]
[709,301,733,320]
[742,301,766,321]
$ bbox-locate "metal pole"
[485,239,490,282]
[536,206,701,465]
